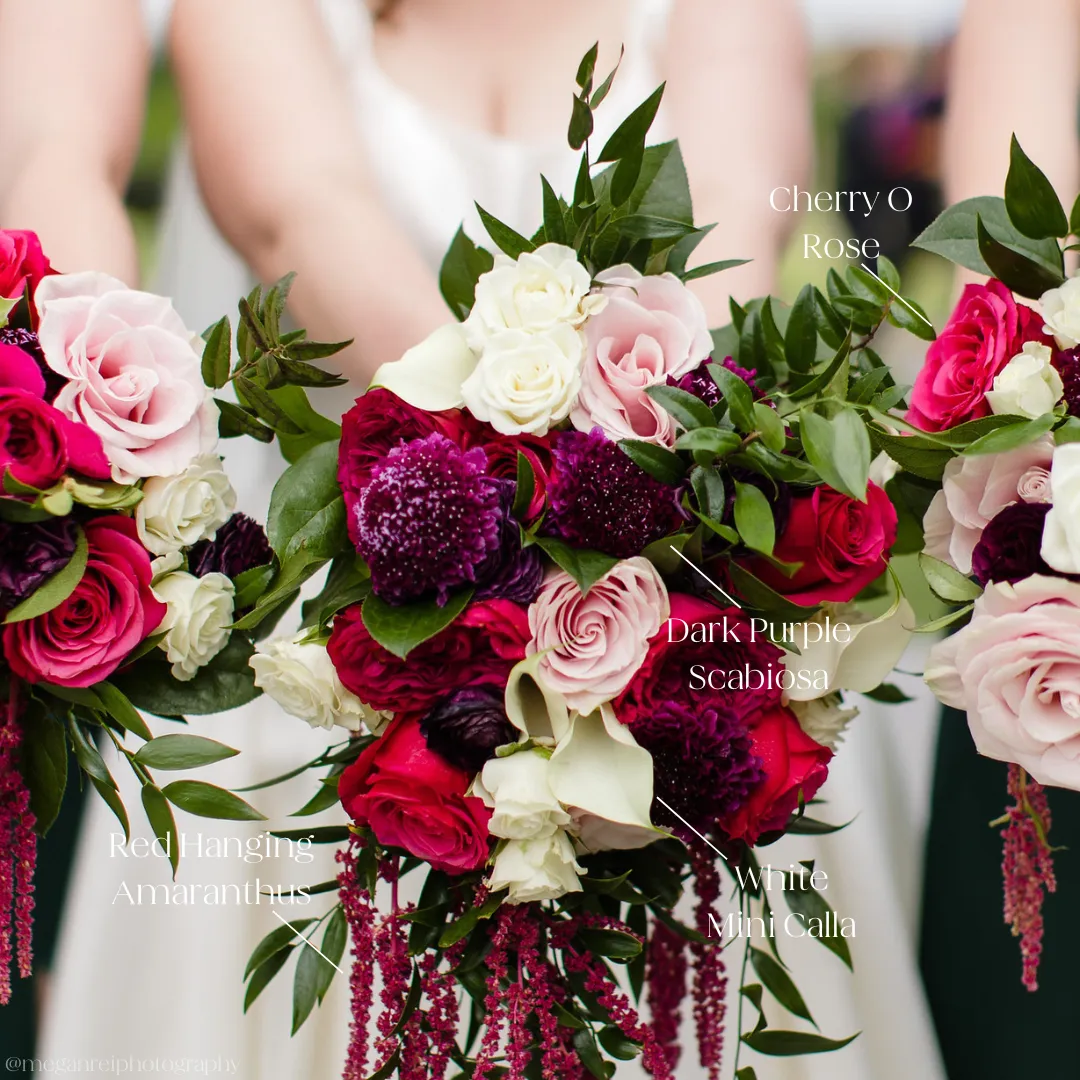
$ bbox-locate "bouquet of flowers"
[0,229,274,1003]
[230,53,934,1080]
[902,137,1080,991]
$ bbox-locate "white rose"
[984,342,1064,419]
[868,451,900,489]
[36,272,219,482]
[250,637,386,733]
[1041,276,1080,350]
[135,454,236,556]
[369,322,479,412]
[1041,442,1080,573]
[466,243,602,348]
[487,831,584,904]
[475,749,571,840]
[790,695,858,752]
[461,324,583,435]
[153,571,234,681]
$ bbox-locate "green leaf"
[217,398,274,442]
[784,285,818,373]
[611,142,645,207]
[291,778,344,818]
[977,213,1065,298]
[439,226,494,320]
[785,815,852,835]
[834,408,872,501]
[675,428,742,458]
[800,410,866,501]
[267,440,346,563]
[141,784,180,877]
[734,482,775,556]
[962,412,1058,455]
[317,906,347,1003]
[876,254,902,291]
[568,93,594,151]
[750,947,814,1025]
[867,427,951,481]
[753,402,786,453]
[590,46,623,108]
[709,363,755,432]
[913,604,974,634]
[690,466,727,520]
[886,295,937,341]
[597,83,665,163]
[162,780,266,821]
[1005,134,1070,239]
[512,451,536,521]
[617,439,687,484]
[292,942,322,1034]
[783,885,853,970]
[361,587,473,660]
[245,919,316,980]
[573,1028,616,1080]
[20,706,67,836]
[681,258,749,282]
[614,214,697,242]
[67,714,115,789]
[92,776,130,844]
[577,928,643,963]
[475,203,535,259]
[244,949,291,1013]
[438,888,505,948]
[860,682,913,704]
[575,42,599,92]
[738,308,767,375]
[597,1025,641,1060]
[273,386,342,463]
[92,681,152,741]
[728,563,818,621]
[540,175,568,245]
[919,552,983,603]
[134,734,239,771]
[201,315,232,389]
[234,563,275,609]
[3,525,87,624]
[534,536,618,595]
[742,1030,859,1056]
[736,1070,759,1080]
[644,384,715,431]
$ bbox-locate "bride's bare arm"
[663,0,812,321]
[170,0,449,383]
[0,0,147,283]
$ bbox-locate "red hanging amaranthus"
[1001,763,1056,992]
[690,849,726,1079]
[0,679,36,1006]
[646,919,688,1071]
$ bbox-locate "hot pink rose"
[527,557,670,714]
[571,265,712,446]
[925,575,1080,790]
[474,429,552,522]
[339,714,491,874]
[328,598,529,714]
[0,230,51,301]
[4,516,166,687]
[718,705,832,843]
[35,272,218,482]
[0,344,46,397]
[922,435,1055,574]
[908,280,1050,431]
[0,387,110,489]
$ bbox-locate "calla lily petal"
[369,322,478,411]
[503,652,570,744]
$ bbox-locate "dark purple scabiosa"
[473,480,544,605]
[543,427,685,559]
[355,432,503,606]
[0,516,77,610]
[972,502,1055,586]
[188,513,273,579]
[668,356,764,407]
[630,700,764,832]
[1053,347,1080,417]
[420,685,518,773]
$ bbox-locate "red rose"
[328,598,529,714]
[339,714,491,874]
[4,516,167,687]
[718,706,832,844]
[746,482,897,606]
[907,280,1050,431]
[0,387,110,489]
[614,593,785,727]
[473,430,552,521]
[0,230,52,301]
[338,387,480,544]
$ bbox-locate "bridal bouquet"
[902,138,1080,990]
[233,52,932,1080]
[0,229,268,1003]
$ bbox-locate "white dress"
[42,4,948,1078]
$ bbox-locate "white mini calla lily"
[782,598,914,702]
[503,651,571,744]
[369,322,478,411]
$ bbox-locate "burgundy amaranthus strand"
[0,680,36,1005]
[646,920,688,1071]
[418,943,463,1080]
[690,850,726,1079]
[373,866,415,1071]
[1001,763,1057,992]
[473,903,513,1080]
[337,842,377,1080]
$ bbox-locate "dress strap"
[624,0,674,61]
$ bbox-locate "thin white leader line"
[271,908,344,974]
[669,545,742,609]
[860,263,935,330]
[656,797,729,862]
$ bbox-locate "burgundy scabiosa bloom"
[355,433,503,606]
[420,685,517,773]
[0,517,77,610]
[544,427,685,559]
[631,700,764,831]
[669,357,763,407]
[971,502,1055,586]
[188,513,273,579]
[1053,347,1080,417]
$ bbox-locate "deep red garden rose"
[718,705,832,844]
[473,429,552,521]
[328,598,529,714]
[4,516,167,687]
[338,387,480,544]
[0,230,52,301]
[747,482,897,606]
[0,343,45,397]
[907,280,1050,431]
[339,714,491,874]
[0,387,110,489]
[614,593,785,728]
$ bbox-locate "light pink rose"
[1017,464,1053,503]
[35,272,218,482]
[528,556,670,714]
[925,575,1080,790]
[571,265,712,446]
[922,435,1055,573]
